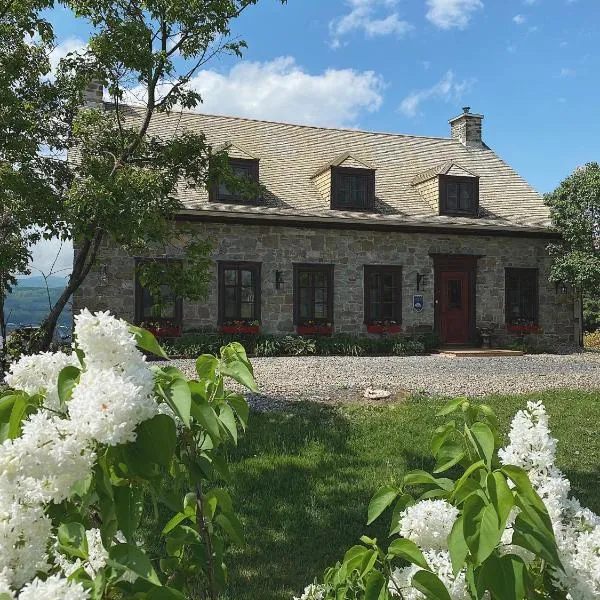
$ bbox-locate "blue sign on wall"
[413,295,424,312]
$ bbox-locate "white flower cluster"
[293,583,326,600]
[1,309,160,597]
[389,500,468,600]
[5,351,79,410]
[500,401,600,599]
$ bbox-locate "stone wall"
[73,221,580,347]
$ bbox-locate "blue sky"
[26,0,599,276]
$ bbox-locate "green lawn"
[220,390,600,600]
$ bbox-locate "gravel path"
[169,351,600,408]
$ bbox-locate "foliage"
[162,333,431,359]
[296,397,600,599]
[1,310,256,599]
[583,330,600,350]
[545,162,600,294]
[583,295,600,332]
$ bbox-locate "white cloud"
[513,14,526,25]
[127,57,385,128]
[49,36,86,72]
[559,67,575,77]
[523,0,539,5]
[329,0,413,47]
[26,237,73,279]
[426,0,483,30]
[399,70,474,117]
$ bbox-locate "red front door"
[440,271,470,344]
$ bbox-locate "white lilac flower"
[73,309,145,372]
[399,500,459,550]
[0,569,15,600]
[0,498,51,588]
[388,550,469,600]
[0,413,96,505]
[17,574,89,600]
[85,528,109,576]
[293,583,326,600]
[5,351,79,411]
[68,366,156,446]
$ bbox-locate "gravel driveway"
[170,352,600,405]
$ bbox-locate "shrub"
[295,398,600,599]
[583,295,600,332]
[1,310,255,599]
[392,340,426,356]
[584,330,600,349]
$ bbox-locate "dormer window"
[210,157,259,204]
[331,167,375,211]
[439,175,479,216]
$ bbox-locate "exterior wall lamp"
[555,281,568,295]
[99,264,108,286]
[416,272,427,291]
[275,270,285,290]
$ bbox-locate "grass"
[216,390,600,600]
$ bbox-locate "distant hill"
[4,286,72,333]
[15,275,69,289]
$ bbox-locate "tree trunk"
[0,284,7,379]
[37,230,104,351]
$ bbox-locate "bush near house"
[160,332,437,359]
[584,330,600,349]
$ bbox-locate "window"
[134,259,182,327]
[364,266,402,323]
[218,262,261,323]
[439,175,479,216]
[331,167,375,211]
[294,264,334,324]
[210,158,259,204]
[505,268,539,326]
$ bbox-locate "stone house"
[73,92,582,348]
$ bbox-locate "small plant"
[584,329,600,349]
[281,336,317,356]
[392,340,426,356]
[295,398,600,599]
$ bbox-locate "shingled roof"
[117,104,552,234]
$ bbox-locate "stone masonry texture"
[73,221,579,347]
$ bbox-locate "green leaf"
[158,368,191,427]
[448,516,469,575]
[431,421,456,456]
[58,522,89,560]
[135,414,177,467]
[368,485,399,525]
[192,403,221,441]
[195,354,218,380]
[467,422,495,468]
[115,486,144,543]
[215,512,245,546]
[226,392,249,431]
[388,538,430,570]
[389,494,414,536]
[463,495,503,564]
[8,395,33,439]
[343,545,371,573]
[0,394,18,442]
[57,365,81,404]
[437,397,467,417]
[451,460,486,502]
[365,571,387,600]
[412,570,452,600]
[434,440,466,473]
[218,404,238,445]
[501,466,552,529]
[478,554,528,600]
[403,470,454,492]
[109,543,161,585]
[487,472,515,525]
[512,513,562,567]
[219,343,258,392]
[129,325,169,359]
[147,586,186,600]
[162,512,190,535]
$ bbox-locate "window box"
[141,323,182,338]
[506,323,541,334]
[367,323,402,334]
[221,322,260,335]
[296,324,333,336]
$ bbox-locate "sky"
[23,0,600,279]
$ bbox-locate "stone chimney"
[449,106,484,148]
[82,80,104,108]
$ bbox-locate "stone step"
[439,348,524,357]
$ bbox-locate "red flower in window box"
[367,321,402,334]
[140,321,182,338]
[220,320,260,335]
[506,322,541,334]
[296,322,333,336]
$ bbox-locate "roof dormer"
[412,160,480,217]
[312,152,376,212]
[210,142,260,205]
